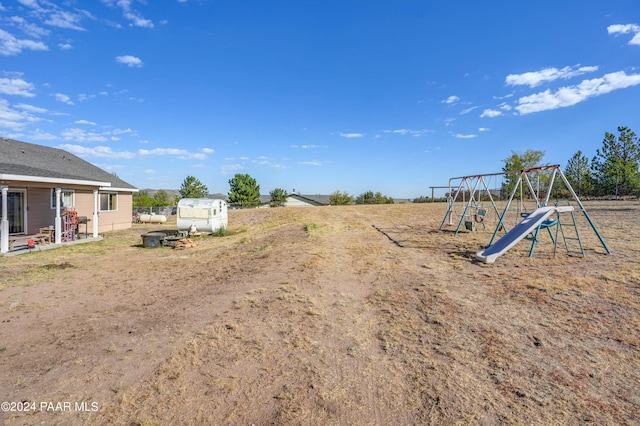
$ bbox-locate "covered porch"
[0,181,104,255]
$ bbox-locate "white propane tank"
[139,214,167,223]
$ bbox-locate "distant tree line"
[502,126,639,199]
[134,127,639,211]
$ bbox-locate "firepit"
[141,232,166,248]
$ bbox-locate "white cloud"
[14,103,47,113]
[443,95,460,104]
[478,127,490,132]
[111,128,134,135]
[0,78,36,97]
[340,132,364,138]
[202,147,215,154]
[220,164,245,175]
[75,119,96,125]
[116,55,143,67]
[45,11,86,31]
[59,144,136,159]
[59,42,72,50]
[139,147,189,156]
[480,109,502,118]
[506,65,599,88]
[608,24,640,34]
[453,133,477,139]
[16,0,44,11]
[0,98,37,130]
[383,129,431,137]
[30,128,57,140]
[298,161,323,166]
[292,144,324,149]
[10,16,50,38]
[138,147,209,160]
[515,71,640,115]
[0,28,48,56]
[61,128,108,142]
[608,23,640,45]
[77,93,95,102]
[124,12,153,28]
[54,93,74,105]
[460,106,479,114]
[103,0,154,28]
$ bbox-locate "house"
[0,137,137,253]
[258,193,330,207]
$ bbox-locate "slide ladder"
[556,201,584,257]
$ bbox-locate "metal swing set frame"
[440,165,611,258]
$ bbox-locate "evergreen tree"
[269,188,288,207]
[179,176,209,199]
[592,126,640,197]
[565,151,593,197]
[228,173,261,208]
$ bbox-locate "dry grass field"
[0,201,639,425]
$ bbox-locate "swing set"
[439,171,505,235]
[439,165,611,261]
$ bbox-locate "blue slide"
[475,206,574,264]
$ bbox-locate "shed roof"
[0,137,137,190]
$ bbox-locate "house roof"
[0,137,137,190]
[289,193,330,205]
[258,193,330,206]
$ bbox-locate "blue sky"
[1,1,639,198]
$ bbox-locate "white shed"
[176,198,228,233]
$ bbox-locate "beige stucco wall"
[96,191,133,233]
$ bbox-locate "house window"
[51,189,75,209]
[100,192,118,211]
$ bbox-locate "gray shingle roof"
[0,137,137,190]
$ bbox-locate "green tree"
[133,190,154,207]
[269,188,288,207]
[179,176,209,199]
[501,149,546,198]
[329,190,354,205]
[565,151,593,197]
[591,126,640,197]
[412,196,431,203]
[355,190,394,204]
[152,189,171,206]
[228,173,261,208]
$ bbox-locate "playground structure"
[440,165,611,262]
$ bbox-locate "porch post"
[93,190,99,238]
[1,185,8,253]
[55,188,62,244]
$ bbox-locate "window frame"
[50,189,75,209]
[99,192,118,212]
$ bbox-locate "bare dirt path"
[0,202,638,425]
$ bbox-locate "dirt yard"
[1,202,638,425]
